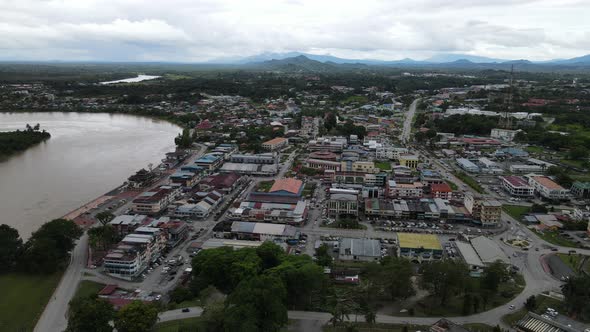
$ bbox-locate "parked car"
[182,308,190,313]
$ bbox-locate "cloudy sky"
[1,0,588,62]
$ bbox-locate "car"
[509,305,515,310]
[551,248,559,252]
[182,308,190,313]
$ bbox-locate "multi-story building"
[509,164,543,174]
[230,153,277,164]
[340,160,378,173]
[131,186,181,215]
[300,116,321,138]
[262,137,288,151]
[375,146,408,160]
[430,183,453,199]
[169,171,199,188]
[308,136,348,152]
[490,128,521,141]
[527,175,570,200]
[464,192,501,227]
[500,176,534,197]
[194,153,225,171]
[399,154,420,169]
[327,193,358,216]
[571,181,590,199]
[388,180,424,198]
[304,159,341,171]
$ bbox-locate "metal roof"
[339,238,381,258]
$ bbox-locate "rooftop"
[263,137,287,145]
[531,176,565,191]
[501,175,531,188]
[339,238,381,258]
[397,233,442,250]
[270,178,303,195]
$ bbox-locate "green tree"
[267,255,326,309]
[66,296,114,332]
[524,295,537,311]
[114,301,159,332]
[481,261,509,293]
[314,244,333,267]
[95,212,115,226]
[0,224,23,273]
[200,300,225,332]
[421,260,469,305]
[256,241,284,270]
[175,128,193,149]
[224,275,288,332]
[561,275,590,321]
[169,286,194,304]
[569,146,589,160]
[20,219,82,273]
[88,225,118,251]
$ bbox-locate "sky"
[0,0,589,62]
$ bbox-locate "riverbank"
[0,128,51,160]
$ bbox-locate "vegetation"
[0,124,51,159]
[324,322,429,332]
[0,224,23,272]
[66,296,115,332]
[72,281,106,303]
[256,180,275,192]
[561,274,590,321]
[503,294,568,326]
[114,300,160,332]
[502,205,531,220]
[453,171,485,193]
[155,317,204,332]
[432,114,499,136]
[557,253,590,274]
[0,272,64,332]
[375,161,392,171]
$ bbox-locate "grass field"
[533,230,579,248]
[445,180,458,190]
[557,253,589,273]
[375,161,392,171]
[72,280,105,302]
[524,146,544,154]
[256,180,275,192]
[503,205,531,220]
[155,317,203,332]
[453,171,485,194]
[0,272,63,332]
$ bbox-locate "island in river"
[0,124,51,160]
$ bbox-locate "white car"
[509,305,515,310]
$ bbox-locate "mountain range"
[209,52,590,67]
[208,52,590,72]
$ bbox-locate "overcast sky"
[1,0,589,62]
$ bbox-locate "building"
[194,153,225,171]
[397,233,442,262]
[198,172,242,193]
[131,186,181,215]
[340,160,378,173]
[229,221,298,241]
[515,312,589,332]
[339,238,381,262]
[431,183,453,199]
[420,169,444,185]
[308,136,348,152]
[399,154,420,169]
[304,159,341,171]
[456,158,480,173]
[464,192,502,227]
[300,116,321,138]
[109,215,149,236]
[169,171,199,188]
[470,235,510,265]
[491,128,521,142]
[230,153,277,164]
[455,241,485,276]
[430,319,471,332]
[388,181,424,198]
[269,178,304,197]
[262,137,288,151]
[500,176,534,197]
[376,146,408,160]
[510,164,544,174]
[571,181,590,199]
[174,191,223,219]
[327,193,359,216]
[528,175,570,200]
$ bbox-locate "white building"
[527,175,570,200]
[490,128,521,142]
[500,176,534,197]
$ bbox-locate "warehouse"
[339,238,382,262]
[397,233,442,262]
[456,158,480,173]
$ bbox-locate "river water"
[0,112,181,238]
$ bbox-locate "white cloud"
[0,0,587,61]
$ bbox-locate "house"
[431,183,453,199]
[339,238,381,262]
[527,175,570,200]
[109,215,149,235]
[500,176,535,197]
[262,137,288,151]
[169,171,199,188]
[194,153,224,171]
[131,186,181,215]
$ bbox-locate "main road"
[400,98,419,144]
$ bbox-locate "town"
[2,62,590,332]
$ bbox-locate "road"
[34,234,88,332]
[34,144,208,332]
[400,98,419,144]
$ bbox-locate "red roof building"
[269,178,304,196]
[431,183,453,199]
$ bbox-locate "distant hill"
[425,53,507,63]
[247,55,339,72]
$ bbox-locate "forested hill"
[0,124,51,160]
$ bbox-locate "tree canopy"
[114,300,159,332]
[66,296,115,332]
[0,224,23,273]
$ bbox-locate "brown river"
[0,112,180,238]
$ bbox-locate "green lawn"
[462,323,497,332]
[503,205,531,220]
[155,317,203,332]
[0,272,63,332]
[525,146,544,154]
[167,298,202,310]
[72,280,105,302]
[453,171,485,194]
[324,323,428,332]
[557,253,589,273]
[445,180,458,190]
[302,182,317,198]
[375,161,392,171]
[533,230,579,248]
[256,180,275,192]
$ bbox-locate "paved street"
[400,98,419,144]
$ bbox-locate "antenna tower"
[500,65,514,129]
